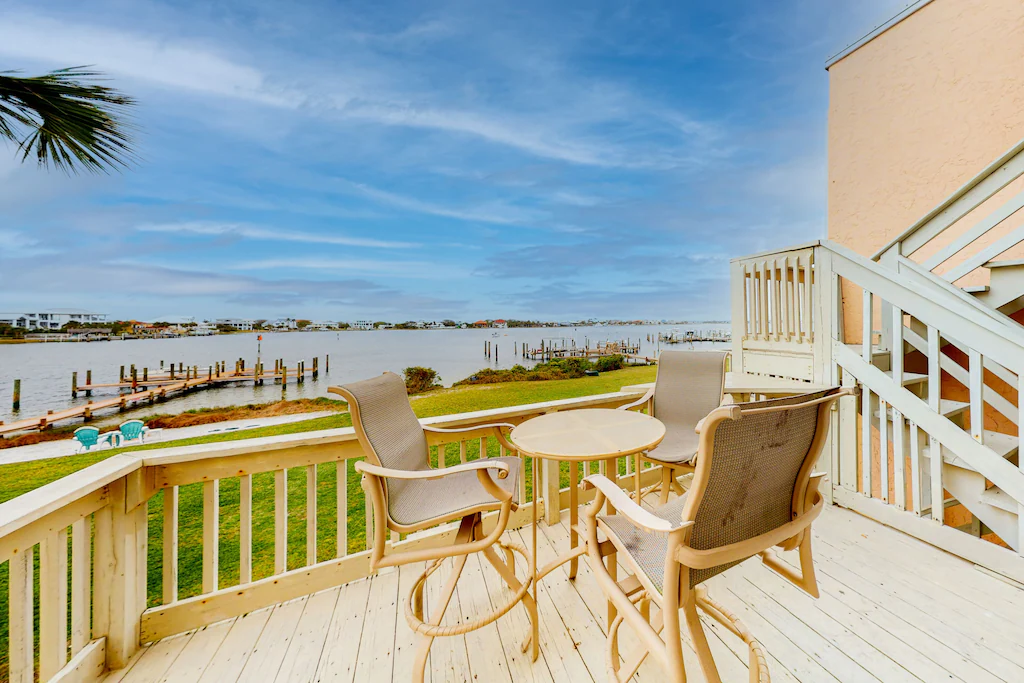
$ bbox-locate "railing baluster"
[337,460,348,557]
[782,257,791,341]
[760,261,769,339]
[968,349,985,445]
[240,475,252,584]
[71,517,90,655]
[879,400,890,503]
[804,254,814,342]
[163,486,178,602]
[480,436,487,460]
[460,441,467,463]
[40,529,68,680]
[203,480,219,593]
[909,422,922,514]
[307,465,317,566]
[9,547,34,683]
[275,469,288,573]
[892,407,906,510]
[927,326,944,523]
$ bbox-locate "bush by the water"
[404,366,442,394]
[455,355,626,385]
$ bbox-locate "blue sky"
[0,0,908,322]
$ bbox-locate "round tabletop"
[509,408,665,461]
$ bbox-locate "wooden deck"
[103,505,1024,683]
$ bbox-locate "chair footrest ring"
[404,540,533,638]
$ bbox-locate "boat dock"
[1,356,328,437]
[657,329,731,344]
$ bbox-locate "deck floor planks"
[160,621,233,683]
[194,608,273,683]
[106,505,1024,683]
[351,566,400,682]
[273,587,342,682]
[237,596,308,681]
[314,576,372,683]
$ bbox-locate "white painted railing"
[1,388,664,682]
[734,238,1024,582]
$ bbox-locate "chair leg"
[659,467,673,506]
[481,542,539,660]
[683,592,722,683]
[412,553,469,683]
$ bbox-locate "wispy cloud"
[344,181,547,226]
[136,222,419,249]
[222,257,468,279]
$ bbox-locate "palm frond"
[0,66,137,174]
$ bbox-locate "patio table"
[509,408,665,647]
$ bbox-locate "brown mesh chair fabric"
[341,372,521,526]
[600,387,839,592]
[648,350,728,465]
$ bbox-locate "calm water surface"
[0,324,729,424]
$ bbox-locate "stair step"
[922,430,1020,469]
[875,399,968,420]
[979,487,1018,514]
[884,371,927,386]
[984,258,1024,269]
[962,285,990,294]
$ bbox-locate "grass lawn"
[0,365,655,674]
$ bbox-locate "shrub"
[594,354,624,372]
[404,366,442,394]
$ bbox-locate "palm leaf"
[0,66,136,174]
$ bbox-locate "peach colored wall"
[828,0,1024,340]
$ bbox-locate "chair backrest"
[330,373,431,520]
[682,388,840,587]
[119,420,144,439]
[652,350,728,429]
[74,426,99,447]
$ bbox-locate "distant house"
[493,319,508,329]
[473,320,489,328]
[268,318,298,330]
[215,318,255,331]
[353,320,374,330]
[0,308,107,330]
[190,321,217,336]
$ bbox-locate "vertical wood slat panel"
[240,474,252,584]
[71,517,91,655]
[275,469,288,574]
[337,461,348,558]
[9,547,34,683]
[928,326,944,523]
[879,399,890,504]
[203,480,219,593]
[40,529,69,680]
[163,485,178,603]
[306,465,317,566]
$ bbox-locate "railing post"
[100,475,145,669]
[8,547,34,683]
[730,260,746,372]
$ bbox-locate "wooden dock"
[1,356,327,437]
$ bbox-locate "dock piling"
[12,379,20,411]
[282,366,288,393]
[86,369,92,396]
[72,371,78,398]
[120,365,125,382]
[143,367,148,382]
[326,354,329,373]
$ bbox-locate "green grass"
[0,365,655,675]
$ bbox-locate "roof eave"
[825,0,935,70]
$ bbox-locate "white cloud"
[344,181,547,226]
[223,257,467,279]
[136,221,419,249]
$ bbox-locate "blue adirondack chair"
[73,426,119,452]
[118,420,148,444]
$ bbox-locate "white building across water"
[0,308,107,330]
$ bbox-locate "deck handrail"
[1,387,656,682]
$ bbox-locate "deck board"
[108,505,1024,682]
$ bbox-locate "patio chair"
[618,350,728,505]
[329,373,538,682]
[72,426,119,452]
[584,387,850,683]
[118,419,148,444]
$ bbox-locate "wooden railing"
[874,136,1024,287]
[734,238,1024,583]
[1,388,663,682]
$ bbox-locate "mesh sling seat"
[618,350,729,505]
[329,373,538,682]
[583,388,851,683]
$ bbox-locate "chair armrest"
[355,459,510,481]
[423,422,517,434]
[582,475,693,534]
[617,387,655,412]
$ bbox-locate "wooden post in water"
[282,365,288,393]
[83,401,92,421]
[313,357,318,380]
[132,367,138,391]
[170,365,175,380]
[208,366,212,380]
[179,362,184,374]
[120,365,125,382]
[143,367,148,382]
[495,345,498,362]
[326,354,330,373]
[193,365,198,381]
[72,372,78,398]
[86,369,92,396]
[12,379,20,411]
